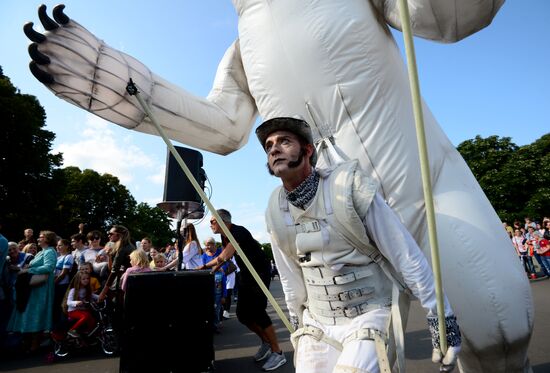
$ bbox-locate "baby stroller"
[51,300,118,357]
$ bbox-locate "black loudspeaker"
[120,271,215,373]
[158,146,206,219]
[163,146,205,203]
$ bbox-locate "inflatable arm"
[370,0,504,42]
[24,5,258,155]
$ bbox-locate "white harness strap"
[308,286,374,302]
[303,266,373,286]
[342,328,391,373]
[291,324,345,369]
[291,324,344,352]
[293,324,391,373]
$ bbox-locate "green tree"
[457,134,550,222]
[261,242,273,261]
[126,202,174,247]
[52,167,137,237]
[0,66,62,239]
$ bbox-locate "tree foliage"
[457,134,550,222]
[126,202,174,248]
[0,67,62,238]
[261,242,273,261]
[51,167,138,237]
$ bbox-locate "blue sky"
[1,1,548,244]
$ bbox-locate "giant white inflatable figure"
[25,1,533,372]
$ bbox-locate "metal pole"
[396,0,447,353]
[126,80,294,333]
[176,209,185,271]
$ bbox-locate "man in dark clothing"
[202,209,287,371]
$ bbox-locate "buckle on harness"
[299,253,311,263]
[295,221,321,233]
[370,251,383,263]
[338,288,361,301]
[332,272,355,285]
[343,303,369,318]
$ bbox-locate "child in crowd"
[54,239,74,327]
[148,248,159,268]
[22,243,38,256]
[152,253,167,270]
[79,262,101,293]
[121,249,151,292]
[63,272,99,338]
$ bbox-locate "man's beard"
[267,148,305,176]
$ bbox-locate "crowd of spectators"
[0,222,241,357]
[504,216,550,279]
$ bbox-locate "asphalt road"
[1,277,548,372]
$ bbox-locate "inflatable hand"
[24,4,152,129]
[427,315,461,372]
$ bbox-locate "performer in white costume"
[24,2,533,372]
[258,117,461,372]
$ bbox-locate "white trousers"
[294,308,390,373]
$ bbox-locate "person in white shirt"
[256,117,461,373]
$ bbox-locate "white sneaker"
[222,310,231,319]
[262,351,287,371]
[254,342,271,362]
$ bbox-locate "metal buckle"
[370,251,383,263]
[298,253,311,263]
[296,221,321,233]
[338,291,350,301]
[343,306,359,318]
[333,272,356,285]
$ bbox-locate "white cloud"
[53,114,159,188]
[148,165,166,185]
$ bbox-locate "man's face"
[141,239,151,251]
[264,130,310,178]
[24,229,33,238]
[210,218,221,234]
[204,241,216,254]
[71,238,83,249]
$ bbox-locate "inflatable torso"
[235,1,533,372]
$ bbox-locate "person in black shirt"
[98,225,135,333]
[202,209,286,371]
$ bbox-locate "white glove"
[427,315,462,372]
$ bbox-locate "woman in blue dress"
[8,230,57,352]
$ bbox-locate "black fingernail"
[38,4,59,31]
[23,22,46,43]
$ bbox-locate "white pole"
[396,0,447,353]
